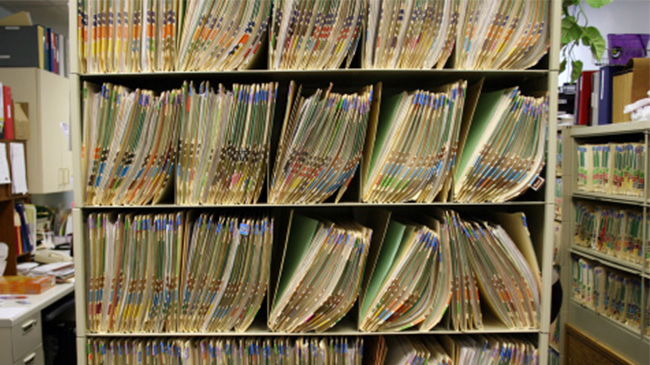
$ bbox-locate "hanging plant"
[561,0,612,82]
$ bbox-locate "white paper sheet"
[0,142,11,185]
[10,142,27,194]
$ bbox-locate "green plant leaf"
[582,26,606,60]
[561,16,582,45]
[585,0,613,9]
[560,60,567,74]
[571,60,583,83]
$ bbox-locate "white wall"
[560,0,650,85]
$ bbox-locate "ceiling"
[0,0,68,35]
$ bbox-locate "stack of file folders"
[362,81,467,203]
[385,334,538,365]
[82,83,182,206]
[78,0,550,73]
[574,202,643,264]
[363,0,549,70]
[269,214,372,332]
[177,81,278,205]
[86,213,272,333]
[270,0,364,70]
[77,0,271,73]
[87,337,363,364]
[576,143,645,196]
[454,87,548,203]
[359,210,540,332]
[270,82,374,204]
[572,257,642,331]
[82,79,547,205]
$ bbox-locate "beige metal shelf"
[570,121,650,138]
[570,246,643,275]
[572,191,645,206]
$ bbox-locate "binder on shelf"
[0,25,45,70]
[597,65,624,125]
[575,70,597,126]
[2,84,13,140]
[590,71,599,126]
[0,82,4,138]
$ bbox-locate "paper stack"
[362,81,467,203]
[574,202,643,264]
[82,83,181,205]
[576,143,645,196]
[269,82,374,204]
[177,82,278,205]
[87,336,363,364]
[87,212,272,333]
[359,217,451,332]
[454,87,548,203]
[572,257,642,331]
[78,0,271,73]
[270,0,363,70]
[269,214,372,332]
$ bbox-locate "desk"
[0,283,74,365]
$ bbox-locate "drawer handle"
[23,352,36,364]
[21,319,37,333]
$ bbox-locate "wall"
[560,0,650,85]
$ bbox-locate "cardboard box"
[13,101,29,140]
[612,58,650,123]
[0,275,55,294]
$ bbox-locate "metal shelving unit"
[561,123,650,364]
[69,1,562,364]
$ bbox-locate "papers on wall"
[86,212,272,333]
[454,0,550,70]
[269,83,374,204]
[576,143,645,197]
[0,142,11,184]
[177,82,278,205]
[572,257,642,331]
[270,0,363,70]
[78,0,271,73]
[269,214,372,332]
[362,81,467,203]
[574,202,643,265]
[9,142,27,194]
[87,337,363,364]
[81,82,181,206]
[362,0,457,69]
[454,87,548,203]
